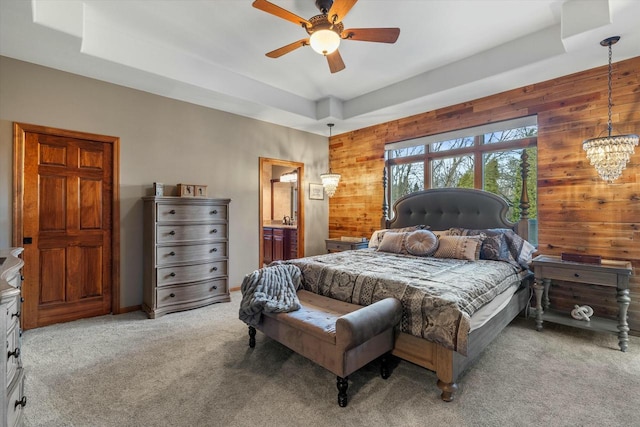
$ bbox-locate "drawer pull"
[210,209,218,215]
[574,273,580,278]
[15,396,27,409]
[12,311,20,319]
[20,297,25,303]
[211,267,218,272]
[169,209,176,214]
[210,229,218,234]
[169,230,176,235]
[211,285,218,290]
[210,248,218,253]
[8,348,20,359]
[20,275,24,281]
[169,293,176,298]
[169,272,176,277]
[169,251,176,256]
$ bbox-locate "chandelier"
[320,123,341,197]
[280,170,297,183]
[582,36,638,183]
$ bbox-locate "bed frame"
[381,151,532,401]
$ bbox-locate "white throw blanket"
[239,264,302,326]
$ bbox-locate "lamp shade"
[320,171,340,197]
[310,29,340,55]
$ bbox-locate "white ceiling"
[1,0,639,136]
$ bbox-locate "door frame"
[12,122,122,314]
[259,157,304,268]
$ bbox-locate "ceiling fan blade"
[252,0,310,27]
[341,28,400,43]
[326,50,346,73]
[327,0,358,24]
[266,38,309,58]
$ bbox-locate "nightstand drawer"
[541,266,617,286]
[325,239,368,252]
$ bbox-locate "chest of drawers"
[1,248,26,427]
[143,197,231,318]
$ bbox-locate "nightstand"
[325,239,369,253]
[530,254,632,351]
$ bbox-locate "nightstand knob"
[574,273,580,278]
[169,293,175,298]
[169,272,176,277]
[211,285,218,290]
[169,251,176,256]
[169,230,176,235]
[210,210,218,215]
[8,348,20,359]
[169,210,176,214]
[210,248,217,253]
[211,267,218,272]
[210,229,218,234]
[15,396,27,409]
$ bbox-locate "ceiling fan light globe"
[310,29,340,55]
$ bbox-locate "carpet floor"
[21,291,640,427]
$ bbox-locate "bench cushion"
[264,290,363,345]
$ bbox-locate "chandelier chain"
[607,41,613,136]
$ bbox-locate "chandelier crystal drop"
[582,36,639,183]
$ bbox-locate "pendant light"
[582,36,638,183]
[320,123,340,197]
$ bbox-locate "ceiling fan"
[252,0,400,73]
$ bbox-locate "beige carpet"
[21,291,639,427]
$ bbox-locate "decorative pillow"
[433,235,485,261]
[404,230,439,256]
[449,227,513,265]
[377,231,407,254]
[368,225,427,249]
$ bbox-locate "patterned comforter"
[278,249,524,356]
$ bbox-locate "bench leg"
[380,352,391,379]
[336,376,349,407]
[248,326,256,348]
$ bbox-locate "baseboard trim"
[119,305,142,314]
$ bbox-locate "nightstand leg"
[542,278,551,310]
[533,278,545,331]
[617,288,630,352]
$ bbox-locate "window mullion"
[473,135,483,189]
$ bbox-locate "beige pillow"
[433,235,484,261]
[377,231,407,254]
[405,230,439,256]
[368,225,427,249]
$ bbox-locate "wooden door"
[14,123,120,330]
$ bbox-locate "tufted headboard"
[385,188,517,232]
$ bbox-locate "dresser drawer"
[157,224,227,243]
[6,322,21,386]
[541,266,618,287]
[156,279,228,308]
[157,203,227,222]
[5,294,19,330]
[157,261,227,286]
[7,369,25,427]
[156,242,227,265]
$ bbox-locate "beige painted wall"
[0,56,329,309]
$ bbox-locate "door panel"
[17,125,117,329]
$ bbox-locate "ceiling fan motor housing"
[306,14,344,36]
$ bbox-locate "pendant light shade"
[582,36,639,183]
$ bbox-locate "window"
[385,116,538,244]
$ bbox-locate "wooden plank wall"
[328,56,640,334]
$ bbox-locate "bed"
[278,170,535,401]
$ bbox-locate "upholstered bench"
[247,290,402,407]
